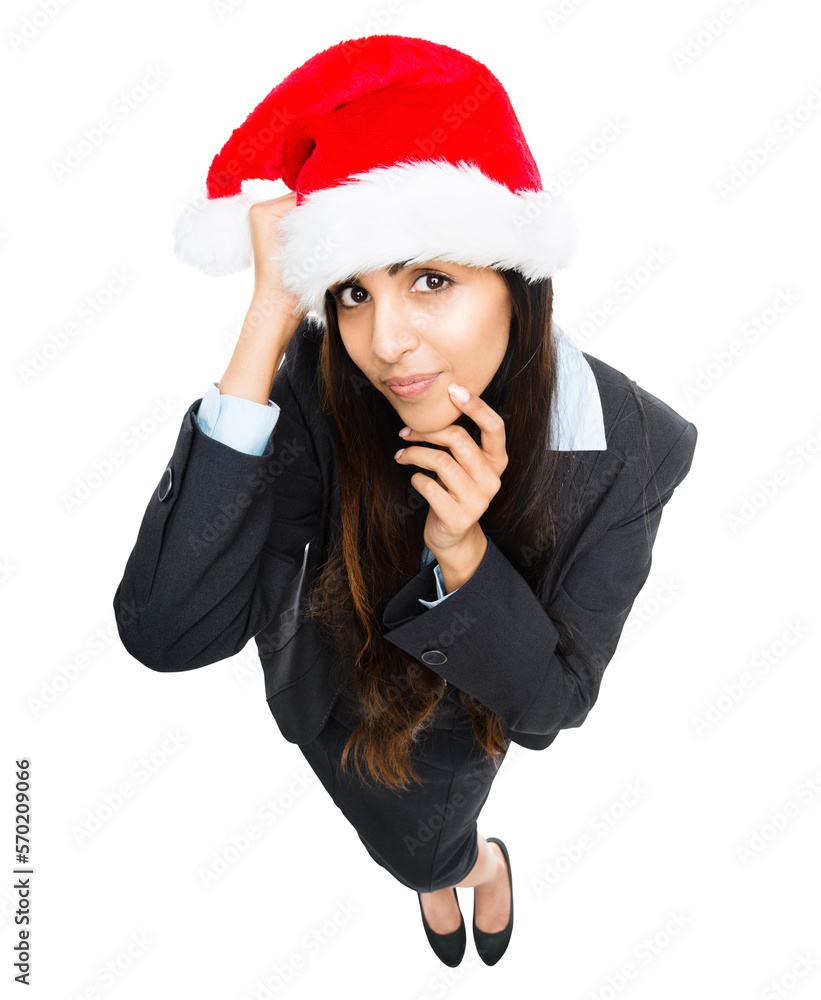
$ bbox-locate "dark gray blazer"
[113,318,697,752]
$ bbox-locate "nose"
[369,294,421,364]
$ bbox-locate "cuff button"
[157,466,173,501]
[421,650,447,666]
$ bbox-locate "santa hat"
[172,34,579,321]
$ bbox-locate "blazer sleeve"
[380,421,698,739]
[113,354,324,673]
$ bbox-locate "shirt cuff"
[196,382,281,457]
[418,548,460,608]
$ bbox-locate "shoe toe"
[418,889,466,967]
[472,837,513,966]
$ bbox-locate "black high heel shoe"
[473,837,513,965]
[417,888,466,967]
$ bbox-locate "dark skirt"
[298,686,511,893]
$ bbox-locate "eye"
[412,272,452,293]
[334,284,370,309]
[331,270,453,310]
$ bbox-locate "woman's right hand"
[217,192,308,405]
[248,192,306,322]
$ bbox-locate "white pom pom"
[171,191,266,277]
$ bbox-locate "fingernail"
[398,427,410,437]
[394,448,405,459]
[448,384,469,401]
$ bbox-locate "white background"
[4,0,820,997]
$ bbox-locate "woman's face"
[329,261,511,432]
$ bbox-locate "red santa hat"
[172,34,579,322]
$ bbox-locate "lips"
[385,373,441,398]
[384,372,441,386]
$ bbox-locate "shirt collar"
[549,324,607,451]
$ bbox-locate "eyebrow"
[330,261,412,291]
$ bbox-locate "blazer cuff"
[382,534,560,727]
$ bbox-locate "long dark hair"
[306,269,651,794]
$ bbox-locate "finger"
[395,445,491,514]
[415,383,508,469]
[408,470,466,532]
[397,424,504,492]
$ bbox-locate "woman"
[114,35,698,968]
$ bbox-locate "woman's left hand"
[393,383,508,559]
